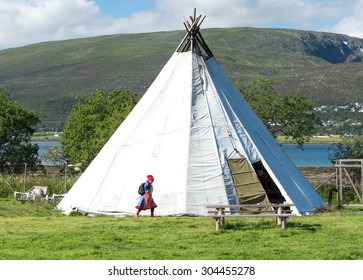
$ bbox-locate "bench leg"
[280,217,287,228]
[276,207,283,226]
[215,217,224,230]
[215,208,225,230]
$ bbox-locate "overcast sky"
[0,0,363,50]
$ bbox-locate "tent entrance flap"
[227,158,270,205]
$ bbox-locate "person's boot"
[151,212,154,217]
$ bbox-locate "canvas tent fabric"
[227,158,270,205]
[57,12,326,216]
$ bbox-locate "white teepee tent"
[57,11,326,216]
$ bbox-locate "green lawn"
[31,133,61,141]
[276,135,345,144]
[0,199,362,260]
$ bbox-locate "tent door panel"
[227,158,270,205]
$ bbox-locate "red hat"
[147,175,154,181]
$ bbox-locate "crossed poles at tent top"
[176,9,214,60]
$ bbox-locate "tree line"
[0,90,40,172]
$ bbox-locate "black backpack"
[138,182,145,195]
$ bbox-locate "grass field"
[276,135,345,144]
[31,133,62,141]
[0,198,362,260]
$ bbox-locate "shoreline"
[32,138,342,144]
[279,142,338,145]
[277,137,343,145]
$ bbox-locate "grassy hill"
[1,27,362,127]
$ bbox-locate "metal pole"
[339,161,343,204]
[335,167,339,204]
[23,163,27,192]
[64,164,68,193]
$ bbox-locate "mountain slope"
[0,27,362,125]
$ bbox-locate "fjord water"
[281,143,333,167]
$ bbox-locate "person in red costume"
[135,175,157,217]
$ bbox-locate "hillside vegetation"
[0,27,362,125]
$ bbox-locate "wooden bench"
[14,187,65,203]
[47,193,66,202]
[14,186,48,202]
[207,204,296,230]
